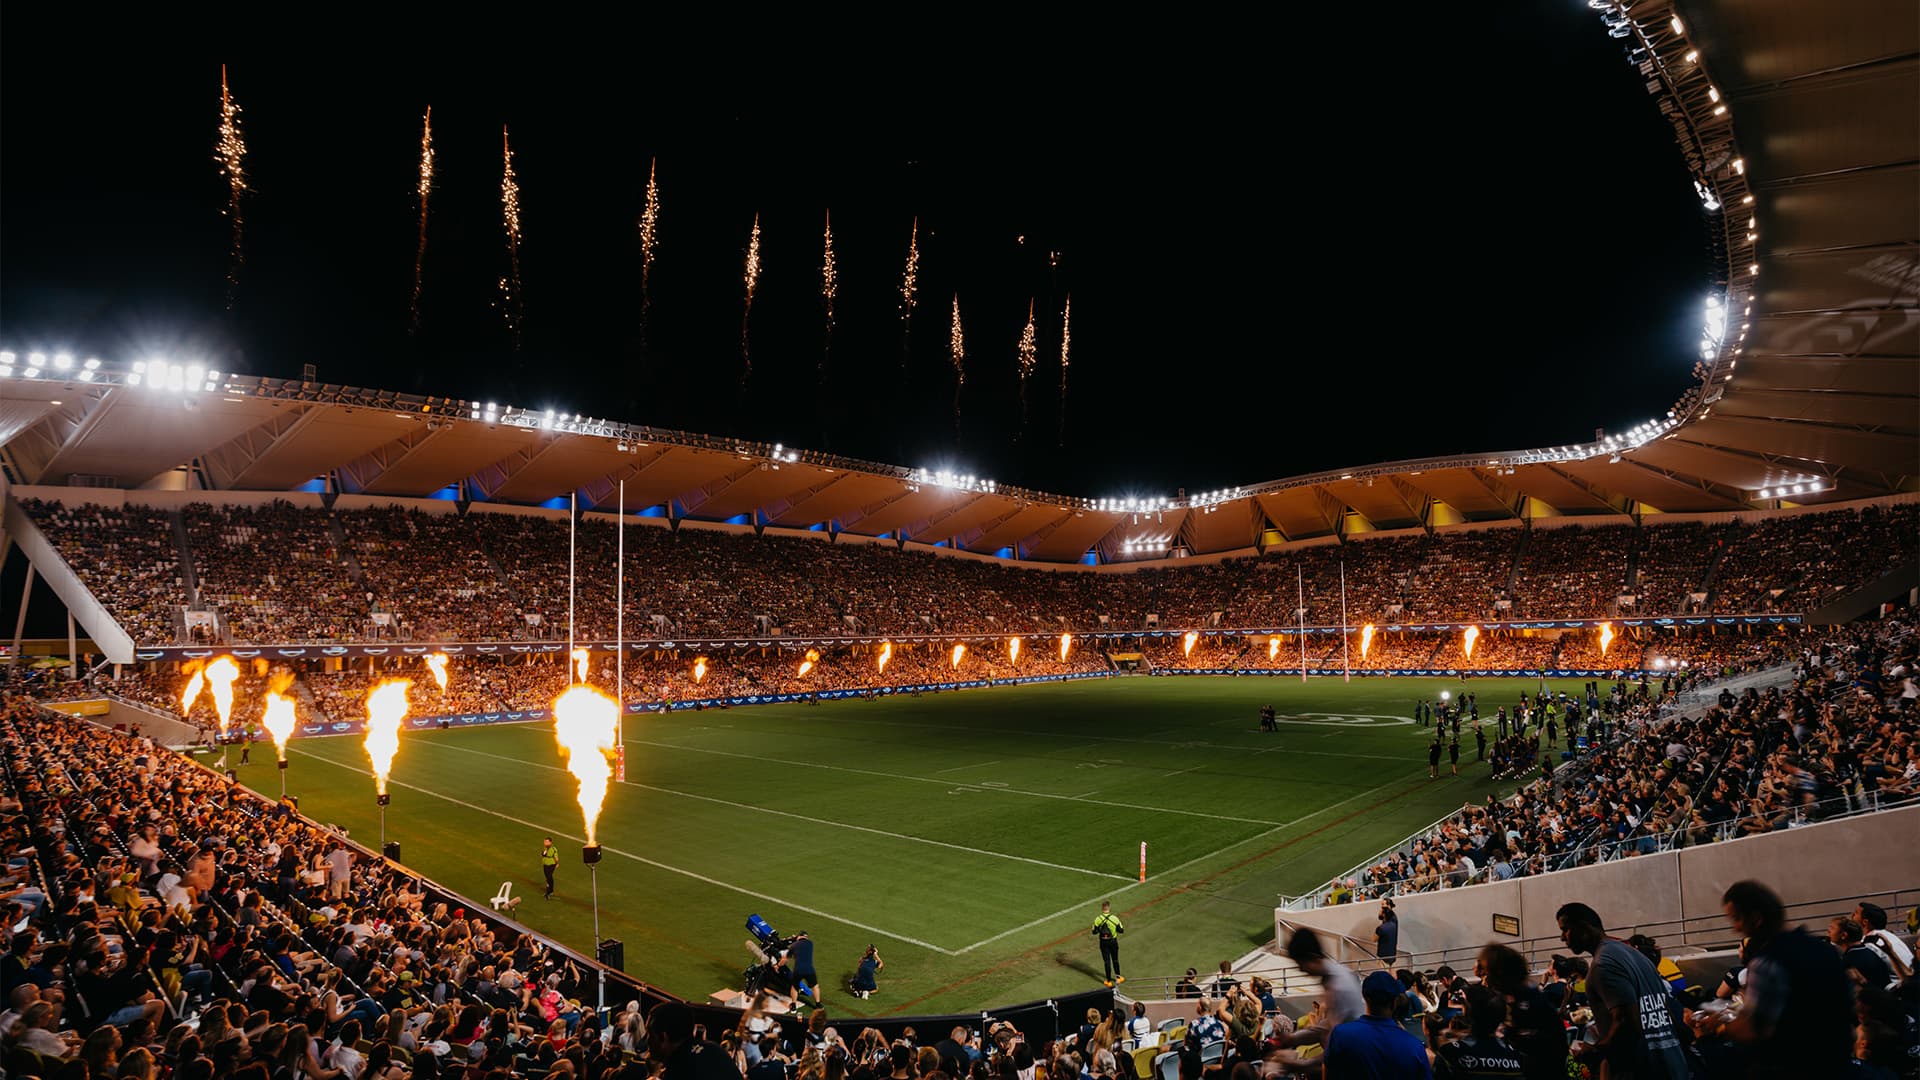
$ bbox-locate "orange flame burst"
[426,652,450,692]
[1059,633,1072,662]
[1360,623,1376,660]
[1598,621,1615,657]
[1269,636,1281,662]
[204,656,241,736]
[692,656,708,682]
[572,648,589,682]
[179,659,207,715]
[1462,625,1481,660]
[553,683,620,844]
[261,672,298,762]
[363,679,411,795]
[1183,631,1199,658]
[1008,637,1021,665]
[877,642,891,674]
[797,649,820,677]
[951,643,967,669]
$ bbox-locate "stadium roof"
[1,0,1913,564]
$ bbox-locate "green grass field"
[215,675,1569,1016]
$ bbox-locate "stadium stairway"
[1809,556,1920,625]
[169,508,202,605]
[325,512,371,587]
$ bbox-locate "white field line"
[951,767,1426,953]
[614,736,1289,825]
[933,760,1004,774]
[784,710,1407,761]
[416,740,1131,882]
[289,747,961,955]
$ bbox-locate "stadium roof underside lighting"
[0,0,1912,565]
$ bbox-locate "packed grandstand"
[3,0,1918,1075]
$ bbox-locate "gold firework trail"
[639,158,660,320]
[741,213,762,382]
[410,107,434,334]
[214,65,249,308]
[949,294,966,438]
[1058,294,1071,446]
[500,126,525,346]
[899,217,920,366]
[1016,299,1037,437]
[820,210,837,371]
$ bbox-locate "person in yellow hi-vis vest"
[1092,900,1126,986]
[541,838,560,900]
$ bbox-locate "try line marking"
[616,735,1288,825]
[287,747,963,956]
[413,740,1131,882]
[951,765,1426,953]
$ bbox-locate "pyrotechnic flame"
[1598,621,1615,657]
[410,106,433,333]
[552,683,619,844]
[572,648,590,683]
[876,642,891,674]
[204,656,241,736]
[1008,637,1021,665]
[951,643,966,669]
[1360,623,1376,660]
[1058,295,1071,445]
[1183,631,1199,658]
[262,672,297,762]
[692,656,708,682]
[639,158,660,314]
[363,679,411,796]
[1463,625,1481,660]
[179,659,207,716]
[798,649,820,678]
[741,213,762,378]
[426,652,449,693]
[214,65,249,305]
[1269,636,1281,662]
[500,126,524,344]
[1059,633,1072,662]
[900,218,920,326]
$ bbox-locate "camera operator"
[850,944,883,1000]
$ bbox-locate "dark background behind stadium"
[1,17,1714,635]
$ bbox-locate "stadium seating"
[16,498,1918,648]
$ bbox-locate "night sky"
[1,13,1710,500]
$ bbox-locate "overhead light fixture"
[52,353,73,371]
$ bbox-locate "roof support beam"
[674,464,763,518]
[201,405,324,490]
[465,437,566,502]
[576,446,674,510]
[334,426,447,494]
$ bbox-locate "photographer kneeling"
[850,945,884,999]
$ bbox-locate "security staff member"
[541,837,560,899]
[1092,900,1126,986]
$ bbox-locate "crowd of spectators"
[1714,503,1919,615]
[18,499,1919,649]
[19,501,185,644]
[1505,524,1634,619]
[0,693,671,1080]
[1325,619,1918,906]
[184,504,364,646]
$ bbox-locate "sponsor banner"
[122,614,1805,661]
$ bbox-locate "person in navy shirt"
[1324,970,1432,1078]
